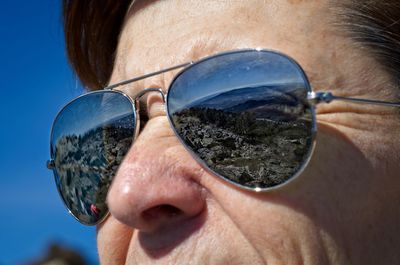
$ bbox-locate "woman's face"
[98,0,400,264]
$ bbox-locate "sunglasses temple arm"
[104,62,193,90]
[308,92,400,107]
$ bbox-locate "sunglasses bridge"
[132,87,166,104]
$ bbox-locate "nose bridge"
[106,117,206,232]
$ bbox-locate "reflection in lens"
[168,50,314,190]
[50,91,136,224]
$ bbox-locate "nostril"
[142,205,183,221]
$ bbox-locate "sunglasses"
[47,49,400,225]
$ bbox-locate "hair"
[62,0,400,90]
[63,1,131,89]
[336,1,400,86]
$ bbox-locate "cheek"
[289,123,378,221]
[97,217,133,264]
[207,177,333,263]
[206,122,382,261]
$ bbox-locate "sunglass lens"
[50,91,136,225]
[168,50,314,190]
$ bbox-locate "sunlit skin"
[97,0,400,264]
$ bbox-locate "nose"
[107,116,206,232]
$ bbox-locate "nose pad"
[134,87,167,130]
[106,116,206,232]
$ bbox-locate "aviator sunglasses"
[47,49,400,225]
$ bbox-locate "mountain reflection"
[171,84,313,189]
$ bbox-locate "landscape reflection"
[169,51,314,189]
[50,92,135,224]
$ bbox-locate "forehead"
[115,1,327,75]
[120,0,332,59]
[111,0,390,98]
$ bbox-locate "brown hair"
[63,0,131,89]
[338,1,400,85]
[63,0,400,90]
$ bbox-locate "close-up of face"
[52,0,400,264]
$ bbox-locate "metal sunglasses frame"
[47,48,400,225]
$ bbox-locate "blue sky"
[168,51,306,111]
[52,91,135,139]
[0,1,98,264]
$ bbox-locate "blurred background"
[0,1,98,264]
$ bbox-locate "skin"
[97,0,400,264]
